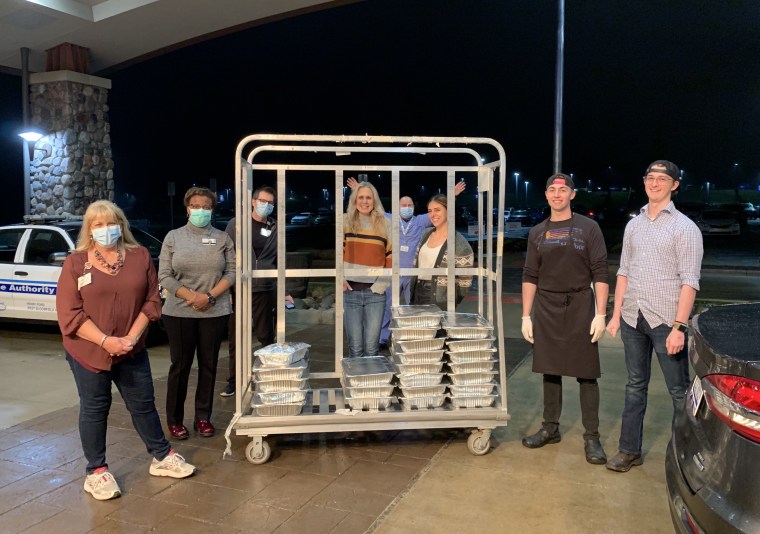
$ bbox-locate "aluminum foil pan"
[398,373,445,387]
[343,392,394,411]
[399,394,448,410]
[252,357,308,381]
[255,379,310,394]
[446,338,495,352]
[393,350,445,365]
[446,348,498,363]
[254,342,310,366]
[447,358,497,374]
[391,304,443,328]
[251,399,305,417]
[394,338,446,353]
[450,394,498,409]
[253,390,308,405]
[399,384,448,398]
[441,313,494,339]
[340,382,396,398]
[448,382,497,396]
[448,370,499,385]
[341,357,396,387]
[392,356,445,375]
[389,326,440,340]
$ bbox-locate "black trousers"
[163,314,228,425]
[542,373,600,441]
[227,290,276,386]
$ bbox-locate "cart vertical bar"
[276,168,286,344]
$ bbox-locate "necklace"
[94,248,124,274]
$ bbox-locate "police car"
[0,216,163,323]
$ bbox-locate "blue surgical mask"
[255,200,274,218]
[92,225,121,247]
[188,209,212,227]
[400,207,414,220]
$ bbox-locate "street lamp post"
[514,172,520,203]
[524,180,530,206]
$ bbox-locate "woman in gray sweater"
[158,187,235,439]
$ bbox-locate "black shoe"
[605,451,643,472]
[584,439,607,465]
[521,428,561,449]
[219,384,235,397]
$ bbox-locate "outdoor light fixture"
[19,130,43,142]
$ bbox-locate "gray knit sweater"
[158,222,236,317]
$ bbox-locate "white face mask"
[92,225,121,247]
[255,200,274,218]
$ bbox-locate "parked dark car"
[314,209,334,225]
[675,202,705,222]
[696,209,741,236]
[739,202,757,220]
[666,302,760,534]
[716,203,749,227]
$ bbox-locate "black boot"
[584,439,607,464]
[521,428,561,448]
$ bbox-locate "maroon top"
[56,246,162,372]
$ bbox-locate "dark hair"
[183,187,217,208]
[254,186,276,200]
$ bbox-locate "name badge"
[261,228,272,237]
[202,238,217,245]
[77,272,92,290]
[400,245,409,252]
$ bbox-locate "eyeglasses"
[255,199,275,206]
[643,176,674,185]
[189,204,213,210]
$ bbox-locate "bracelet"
[99,335,108,348]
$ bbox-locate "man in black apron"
[521,173,610,464]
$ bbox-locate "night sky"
[2,0,759,224]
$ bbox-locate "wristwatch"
[206,293,217,306]
[671,321,688,333]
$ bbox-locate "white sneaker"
[149,449,196,478]
[84,467,121,501]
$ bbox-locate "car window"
[0,228,26,263]
[131,228,163,257]
[24,229,70,265]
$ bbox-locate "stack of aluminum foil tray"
[391,306,447,409]
[443,313,499,409]
[251,342,311,416]
[341,357,397,411]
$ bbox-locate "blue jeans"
[344,288,386,357]
[379,277,412,345]
[618,313,690,455]
[67,350,170,474]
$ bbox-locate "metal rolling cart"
[223,134,510,464]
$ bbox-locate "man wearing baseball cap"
[521,173,610,464]
[605,160,703,472]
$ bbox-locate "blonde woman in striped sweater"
[343,181,392,357]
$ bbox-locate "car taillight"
[704,374,760,443]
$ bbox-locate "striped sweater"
[343,214,392,293]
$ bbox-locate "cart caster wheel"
[467,431,491,456]
[245,440,271,464]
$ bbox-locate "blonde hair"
[344,182,388,236]
[75,200,140,252]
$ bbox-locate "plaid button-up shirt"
[618,201,703,329]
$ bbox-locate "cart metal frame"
[223,134,509,463]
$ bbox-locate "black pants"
[163,314,228,425]
[227,290,276,386]
[542,373,600,441]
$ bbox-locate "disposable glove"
[521,316,534,344]
[590,314,607,343]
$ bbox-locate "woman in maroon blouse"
[56,200,196,501]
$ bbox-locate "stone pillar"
[27,71,113,216]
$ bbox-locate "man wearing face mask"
[220,186,293,397]
[347,177,466,349]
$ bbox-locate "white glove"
[590,314,606,343]
[521,316,534,344]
